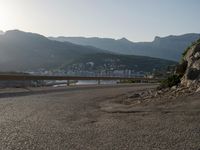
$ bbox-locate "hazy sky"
[0,0,199,41]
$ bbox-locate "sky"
[0,0,199,41]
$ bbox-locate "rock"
[192,59,200,70]
[163,88,170,92]
[171,86,177,90]
[157,90,163,94]
[196,87,200,93]
[148,90,153,95]
[194,52,200,59]
[154,92,158,97]
[141,91,151,97]
[186,68,200,80]
[128,93,141,98]
[175,87,184,92]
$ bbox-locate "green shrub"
[197,38,200,43]
[118,79,136,84]
[158,74,181,89]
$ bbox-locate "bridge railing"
[0,74,162,85]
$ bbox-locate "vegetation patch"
[158,74,182,89]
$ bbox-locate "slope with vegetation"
[64,53,176,72]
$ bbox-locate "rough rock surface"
[181,42,200,88]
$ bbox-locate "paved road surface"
[0,84,199,150]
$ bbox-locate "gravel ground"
[0,84,199,150]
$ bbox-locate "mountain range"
[50,33,200,61]
[0,30,176,72]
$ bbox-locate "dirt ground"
[0,84,199,150]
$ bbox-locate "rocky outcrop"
[113,40,200,107]
[123,40,200,105]
[180,41,200,88]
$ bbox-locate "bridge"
[0,74,161,85]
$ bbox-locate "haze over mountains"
[0,30,175,72]
[0,30,4,35]
[50,33,200,61]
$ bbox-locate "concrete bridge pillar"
[98,79,101,85]
[67,80,70,86]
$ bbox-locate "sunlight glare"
[0,1,17,30]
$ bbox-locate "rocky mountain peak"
[118,37,130,43]
[154,36,161,41]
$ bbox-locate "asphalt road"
[0,84,199,150]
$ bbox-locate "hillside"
[0,30,176,73]
[50,33,200,61]
[64,53,176,72]
[0,30,106,71]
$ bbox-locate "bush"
[197,38,200,43]
[175,61,187,76]
[158,74,181,89]
[118,79,136,84]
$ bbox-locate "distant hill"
[0,30,106,71]
[50,33,200,61]
[0,30,176,72]
[0,30,4,35]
